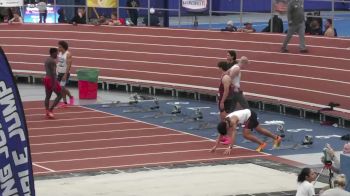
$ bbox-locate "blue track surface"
[86,99,350,157]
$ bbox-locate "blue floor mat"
[86,99,350,157]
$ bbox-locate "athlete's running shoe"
[256,142,267,152]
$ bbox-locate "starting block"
[123,98,160,113]
[188,111,218,130]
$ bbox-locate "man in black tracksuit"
[281,0,308,53]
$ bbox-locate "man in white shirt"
[228,56,250,111]
[57,40,74,107]
[37,0,47,23]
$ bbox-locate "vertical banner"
[0,0,23,7]
[0,47,35,196]
[87,0,118,8]
[24,5,59,23]
[182,0,208,12]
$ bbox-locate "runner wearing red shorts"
[44,48,62,118]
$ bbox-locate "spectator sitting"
[142,8,160,27]
[238,21,256,33]
[309,19,322,35]
[107,12,125,26]
[57,8,67,23]
[323,18,337,37]
[320,174,350,196]
[221,20,237,32]
[262,15,283,33]
[8,13,23,24]
[71,8,86,25]
[94,15,108,25]
[305,12,314,34]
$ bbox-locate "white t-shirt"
[226,109,251,124]
[57,51,68,74]
[229,64,241,90]
[296,181,315,196]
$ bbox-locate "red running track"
[23,101,301,176]
[1,24,350,113]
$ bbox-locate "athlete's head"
[297,168,316,183]
[49,48,58,58]
[217,61,230,71]
[227,50,237,64]
[111,12,118,20]
[217,121,228,135]
[239,56,249,67]
[58,41,69,52]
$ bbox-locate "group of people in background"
[296,143,350,195]
[1,0,160,27]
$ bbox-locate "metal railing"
[12,0,349,34]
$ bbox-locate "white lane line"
[35,147,264,164]
[14,69,350,103]
[27,116,119,123]
[0,30,348,50]
[244,81,350,98]
[25,110,98,117]
[34,154,270,174]
[8,56,350,85]
[24,106,81,111]
[9,50,350,72]
[31,133,184,146]
[3,40,350,62]
[30,127,159,138]
[29,121,138,130]
[32,140,210,155]
[81,106,270,156]
[2,23,349,41]
[32,163,55,172]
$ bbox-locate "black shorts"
[57,73,70,85]
[245,110,259,129]
[219,99,234,113]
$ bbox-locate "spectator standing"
[71,8,86,25]
[281,0,308,53]
[57,8,67,23]
[143,8,160,27]
[262,15,283,33]
[126,0,140,26]
[7,8,14,22]
[37,0,47,23]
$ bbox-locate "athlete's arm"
[49,61,56,89]
[223,117,238,155]
[220,75,231,110]
[229,66,240,78]
[63,52,72,81]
